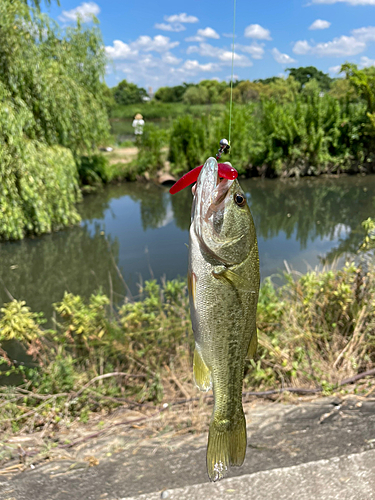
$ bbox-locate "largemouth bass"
[188,157,260,482]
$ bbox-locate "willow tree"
[0,0,110,239]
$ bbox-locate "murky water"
[0,175,374,320]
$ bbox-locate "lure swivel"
[216,138,230,160]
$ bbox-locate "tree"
[329,78,355,101]
[261,77,301,103]
[341,63,375,113]
[154,84,189,103]
[0,0,110,239]
[198,80,227,103]
[254,76,280,85]
[182,86,210,105]
[222,80,264,103]
[341,63,375,136]
[286,66,333,92]
[112,79,148,105]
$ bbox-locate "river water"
[0,175,374,320]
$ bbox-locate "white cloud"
[154,23,185,32]
[187,43,252,67]
[329,65,342,74]
[186,27,220,42]
[109,52,190,89]
[351,26,375,42]
[179,60,219,72]
[58,2,100,23]
[197,27,220,39]
[236,42,265,59]
[309,19,331,30]
[164,13,199,23]
[272,48,296,64]
[106,35,179,60]
[219,52,253,66]
[244,24,272,40]
[162,52,182,65]
[105,40,138,60]
[293,36,366,56]
[360,55,375,67]
[131,35,179,53]
[185,35,205,42]
[311,0,375,4]
[293,40,311,55]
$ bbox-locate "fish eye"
[234,193,246,207]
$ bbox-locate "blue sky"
[45,0,375,90]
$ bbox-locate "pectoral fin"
[212,266,256,293]
[193,348,212,392]
[247,331,258,359]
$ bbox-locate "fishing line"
[228,0,237,147]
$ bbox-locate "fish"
[187,157,260,482]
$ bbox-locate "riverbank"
[0,229,374,438]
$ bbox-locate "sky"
[45,0,375,90]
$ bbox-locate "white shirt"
[132,119,145,135]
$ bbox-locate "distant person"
[132,113,145,144]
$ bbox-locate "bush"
[78,154,110,186]
[137,124,169,176]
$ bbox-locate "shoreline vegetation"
[0,219,374,446]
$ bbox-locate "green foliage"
[342,63,375,143]
[0,129,82,240]
[112,79,148,105]
[0,1,110,152]
[137,124,169,175]
[183,86,210,105]
[154,84,190,103]
[329,78,355,101]
[359,217,375,252]
[78,154,110,186]
[287,66,333,92]
[55,291,110,343]
[31,350,78,394]
[0,0,110,240]
[222,80,264,104]
[168,115,208,175]
[342,63,375,113]
[0,301,44,344]
[167,80,372,178]
[253,261,375,389]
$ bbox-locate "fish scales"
[188,157,260,482]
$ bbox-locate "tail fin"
[206,410,247,482]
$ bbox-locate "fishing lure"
[169,163,238,195]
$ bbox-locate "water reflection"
[0,225,122,320]
[0,175,374,319]
[246,177,374,253]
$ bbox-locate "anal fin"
[193,348,212,392]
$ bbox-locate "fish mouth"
[192,157,234,255]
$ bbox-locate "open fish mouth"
[193,157,235,248]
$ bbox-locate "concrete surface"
[127,449,375,500]
[1,397,375,500]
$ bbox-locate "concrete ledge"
[126,449,375,500]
